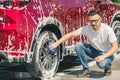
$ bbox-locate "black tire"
[27,31,60,79]
[111,20,120,54]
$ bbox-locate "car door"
[52,0,86,46]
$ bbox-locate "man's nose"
[91,22,96,24]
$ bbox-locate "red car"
[0,0,120,79]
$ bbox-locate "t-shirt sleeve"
[108,28,117,43]
[77,26,86,35]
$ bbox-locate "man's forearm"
[103,41,118,58]
[56,33,73,45]
[55,30,79,46]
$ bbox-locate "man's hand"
[95,55,106,62]
[49,42,59,49]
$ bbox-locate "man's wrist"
[102,53,109,59]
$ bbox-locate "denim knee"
[97,56,114,69]
[97,60,111,69]
[97,61,106,69]
[75,42,83,50]
[75,43,83,55]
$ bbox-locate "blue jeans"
[75,42,114,71]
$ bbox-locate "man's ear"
[100,17,102,21]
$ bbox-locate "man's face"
[88,14,101,30]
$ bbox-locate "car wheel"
[111,20,120,54]
[27,31,60,79]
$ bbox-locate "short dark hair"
[88,10,100,16]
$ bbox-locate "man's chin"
[92,27,97,30]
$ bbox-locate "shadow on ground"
[0,55,81,80]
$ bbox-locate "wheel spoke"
[41,57,48,67]
[41,54,57,70]
[39,40,58,71]
[46,59,52,70]
[114,25,120,46]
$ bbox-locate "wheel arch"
[30,17,65,61]
[110,11,120,26]
[110,11,120,54]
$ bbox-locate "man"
[50,10,118,77]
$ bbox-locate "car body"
[0,0,120,79]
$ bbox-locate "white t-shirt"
[77,23,117,52]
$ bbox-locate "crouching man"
[50,10,118,77]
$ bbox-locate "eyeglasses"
[88,18,100,24]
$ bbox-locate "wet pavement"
[53,54,120,80]
[0,54,120,80]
